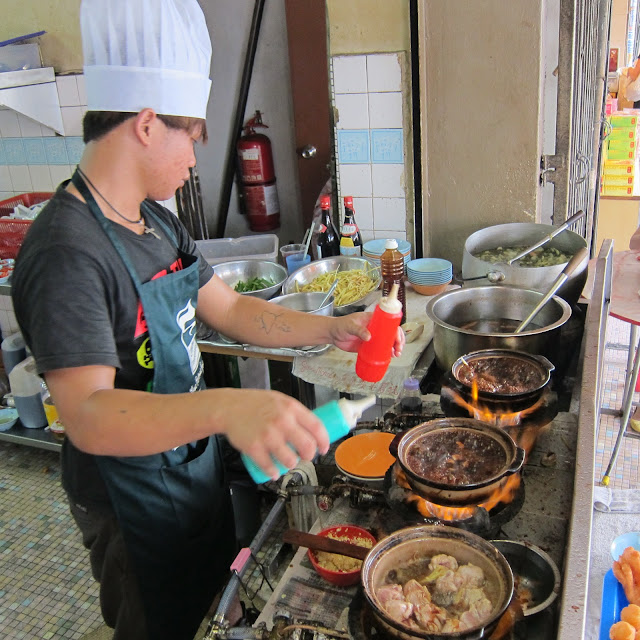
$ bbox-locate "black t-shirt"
[11,184,214,507]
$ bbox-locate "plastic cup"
[280,243,306,263]
[285,253,311,274]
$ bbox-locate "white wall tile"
[0,110,20,137]
[17,114,42,137]
[40,125,56,137]
[0,294,10,311]
[61,106,84,137]
[49,165,73,187]
[28,165,54,192]
[0,310,10,338]
[56,75,81,107]
[8,166,32,192]
[76,74,87,106]
[375,229,406,243]
[0,166,12,192]
[367,54,402,92]
[373,197,406,230]
[7,309,19,334]
[360,228,375,243]
[371,164,405,198]
[332,55,368,94]
[159,196,177,213]
[335,93,369,129]
[0,192,13,201]
[338,164,372,198]
[369,92,403,129]
[352,197,373,229]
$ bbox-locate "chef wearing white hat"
[11,1,403,638]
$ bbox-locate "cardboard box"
[606,148,636,160]
[600,184,634,196]
[608,138,636,152]
[602,160,635,175]
[603,175,635,186]
[609,113,638,127]
[608,127,636,141]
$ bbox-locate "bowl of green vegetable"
[214,260,287,300]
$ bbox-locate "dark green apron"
[71,170,236,640]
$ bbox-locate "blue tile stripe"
[0,137,84,166]
[336,129,404,164]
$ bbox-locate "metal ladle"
[514,246,589,333]
[317,279,339,310]
[474,210,587,284]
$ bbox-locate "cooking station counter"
[207,241,613,640]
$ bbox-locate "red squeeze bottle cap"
[344,195,353,207]
[320,195,330,208]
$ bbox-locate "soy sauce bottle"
[315,195,340,258]
[339,196,363,256]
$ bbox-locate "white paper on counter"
[292,286,455,399]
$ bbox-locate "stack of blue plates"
[406,258,453,285]
[363,239,412,269]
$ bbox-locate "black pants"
[68,501,148,640]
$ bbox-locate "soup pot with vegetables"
[461,222,588,305]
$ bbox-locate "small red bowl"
[307,525,376,587]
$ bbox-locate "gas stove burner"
[382,463,525,539]
[440,382,558,455]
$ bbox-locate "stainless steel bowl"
[282,256,381,315]
[269,292,334,316]
[490,540,560,616]
[213,260,287,300]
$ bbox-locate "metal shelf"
[0,420,61,452]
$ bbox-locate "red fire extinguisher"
[237,110,280,231]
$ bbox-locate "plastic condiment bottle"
[399,377,423,413]
[241,394,376,484]
[380,239,406,324]
[355,283,403,383]
[1,332,27,375]
[9,356,47,429]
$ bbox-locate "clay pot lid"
[335,431,396,479]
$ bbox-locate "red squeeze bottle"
[356,283,403,382]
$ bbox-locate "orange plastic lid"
[335,431,396,479]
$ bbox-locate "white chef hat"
[80,0,212,119]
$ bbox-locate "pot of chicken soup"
[394,418,525,507]
[361,525,513,640]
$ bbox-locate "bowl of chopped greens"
[213,260,287,300]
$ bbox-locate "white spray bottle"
[241,395,377,484]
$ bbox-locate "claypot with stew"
[396,419,525,506]
[361,525,513,640]
[450,349,555,406]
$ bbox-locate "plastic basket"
[0,192,53,259]
[0,192,53,217]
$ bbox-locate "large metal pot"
[461,222,588,305]
[361,525,514,640]
[425,285,572,371]
[395,418,525,506]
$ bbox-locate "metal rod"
[215,0,267,238]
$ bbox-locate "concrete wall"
[422,1,544,269]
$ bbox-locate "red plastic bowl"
[307,525,376,587]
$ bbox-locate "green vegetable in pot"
[234,276,277,293]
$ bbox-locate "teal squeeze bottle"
[241,395,376,484]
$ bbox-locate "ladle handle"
[506,210,586,265]
[514,247,588,334]
[282,529,370,560]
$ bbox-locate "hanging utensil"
[504,210,586,266]
[514,247,588,333]
[282,529,370,561]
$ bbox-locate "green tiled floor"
[0,315,637,638]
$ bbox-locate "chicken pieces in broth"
[377,554,492,634]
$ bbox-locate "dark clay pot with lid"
[394,418,525,507]
[450,349,555,406]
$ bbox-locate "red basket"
[0,192,54,259]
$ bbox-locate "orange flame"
[441,386,545,454]
[394,466,521,523]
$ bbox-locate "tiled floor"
[0,314,638,638]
